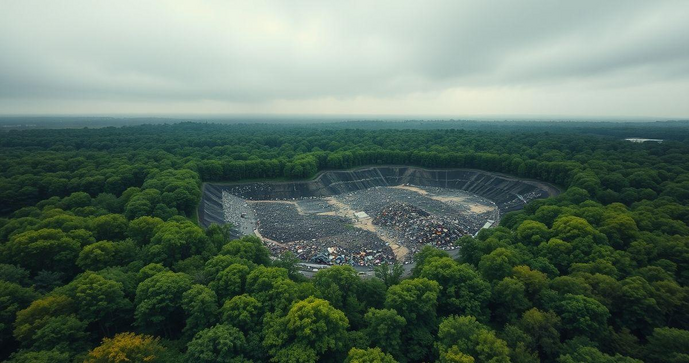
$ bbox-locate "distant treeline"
[1,123,688,215]
[2,117,689,139]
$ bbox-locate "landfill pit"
[221,185,498,267]
[199,167,559,267]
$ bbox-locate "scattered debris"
[372,202,465,253]
[222,184,503,267]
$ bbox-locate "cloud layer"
[1,0,688,117]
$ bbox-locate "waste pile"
[335,186,497,235]
[373,202,466,251]
[262,228,395,267]
[253,202,349,242]
[373,203,430,226]
[337,186,434,216]
[297,199,335,214]
[221,192,257,236]
[221,184,500,268]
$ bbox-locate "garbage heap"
[263,231,395,268]
[373,202,466,249]
[308,246,393,267]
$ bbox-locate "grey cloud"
[0,0,687,115]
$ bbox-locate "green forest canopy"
[0,121,688,362]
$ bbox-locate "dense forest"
[1,121,688,362]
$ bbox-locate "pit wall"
[198,166,560,228]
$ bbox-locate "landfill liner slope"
[198,166,559,228]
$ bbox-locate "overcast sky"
[1,1,688,118]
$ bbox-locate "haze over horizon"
[1,1,688,118]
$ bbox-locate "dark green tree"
[134,271,192,337]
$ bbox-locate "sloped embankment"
[198,166,559,228]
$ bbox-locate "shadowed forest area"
[1,121,689,362]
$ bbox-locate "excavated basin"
[198,166,560,229]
